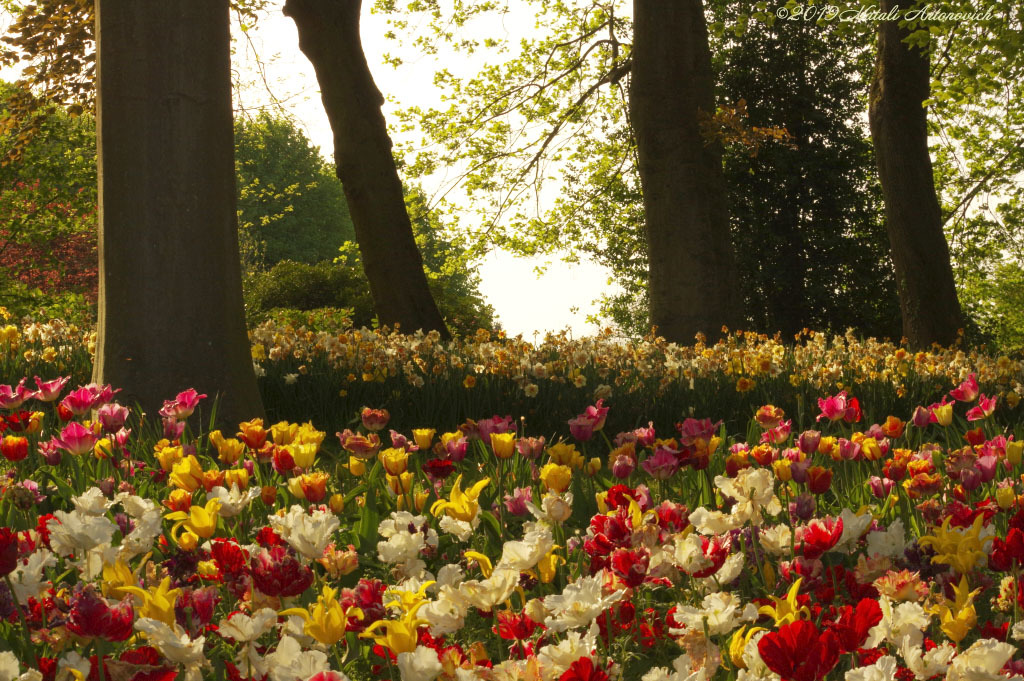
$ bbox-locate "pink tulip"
[949,373,979,402]
[0,379,33,410]
[55,422,98,456]
[816,391,850,422]
[965,394,996,422]
[33,376,70,402]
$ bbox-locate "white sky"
[231,2,619,338]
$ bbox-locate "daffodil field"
[3,316,1024,681]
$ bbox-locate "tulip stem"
[3,575,32,655]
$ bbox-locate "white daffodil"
[268,504,340,561]
[47,510,117,557]
[715,468,781,526]
[134,618,208,681]
[207,484,260,518]
[543,572,625,632]
[397,646,443,681]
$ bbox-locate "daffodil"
[360,602,429,654]
[165,498,222,545]
[430,474,490,523]
[917,515,990,575]
[385,581,436,613]
[280,585,363,646]
[121,576,181,626]
[757,577,810,626]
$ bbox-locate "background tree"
[234,112,356,270]
[92,0,262,423]
[868,0,962,348]
[630,0,741,341]
[283,0,451,338]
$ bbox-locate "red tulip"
[757,619,841,681]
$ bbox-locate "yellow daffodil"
[121,577,181,626]
[385,581,436,613]
[758,577,810,626]
[280,586,363,646]
[360,602,429,654]
[430,474,490,523]
[464,551,493,579]
[166,498,222,544]
[170,455,205,492]
[537,546,565,584]
[918,515,990,575]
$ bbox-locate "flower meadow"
[0,361,1023,681]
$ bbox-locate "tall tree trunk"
[93,0,263,426]
[630,0,742,343]
[868,0,962,348]
[284,0,450,339]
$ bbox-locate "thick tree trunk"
[868,0,962,348]
[630,0,742,343]
[284,0,450,339]
[93,0,263,426]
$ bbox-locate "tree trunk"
[630,0,742,343]
[283,0,450,339]
[868,0,962,348]
[93,0,263,426]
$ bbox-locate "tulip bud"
[177,530,199,551]
[261,486,277,506]
[1006,440,1023,467]
[329,493,346,513]
[996,486,1016,510]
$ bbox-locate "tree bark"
[630,0,742,343]
[284,0,450,339]
[868,0,962,348]
[93,0,263,426]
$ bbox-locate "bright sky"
[232,3,620,338]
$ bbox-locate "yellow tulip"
[121,577,181,626]
[294,422,326,448]
[223,468,250,490]
[412,428,436,450]
[346,456,366,477]
[1006,440,1023,467]
[547,441,584,469]
[170,455,205,492]
[540,463,572,493]
[934,403,954,427]
[491,432,516,459]
[918,515,989,575]
[270,421,299,446]
[281,586,363,646]
[360,602,428,654]
[287,443,318,469]
[387,472,414,495]
[537,546,565,584]
[166,498,222,540]
[385,581,435,613]
[209,430,245,465]
[155,443,184,472]
[464,551,493,579]
[430,474,490,523]
[729,626,767,670]
[758,578,810,626]
[381,447,409,475]
[101,554,150,600]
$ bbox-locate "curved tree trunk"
[868,0,962,348]
[630,0,742,343]
[284,0,450,339]
[93,0,263,426]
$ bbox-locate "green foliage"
[244,188,495,336]
[234,112,356,269]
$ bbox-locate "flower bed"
[0,373,1023,681]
